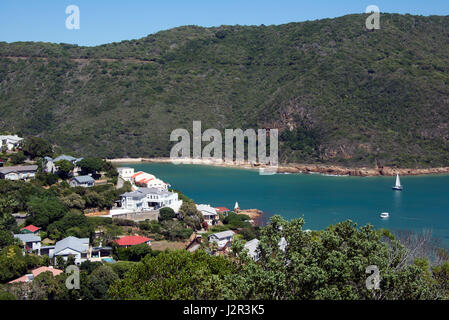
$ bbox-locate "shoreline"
[106,157,449,177]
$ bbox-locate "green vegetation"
[108,216,449,300]
[113,243,160,262]
[158,207,176,221]
[1,14,448,168]
[108,250,236,299]
[54,160,74,179]
[222,212,252,229]
[21,137,53,159]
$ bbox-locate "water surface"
[122,163,449,246]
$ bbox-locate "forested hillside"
[1,13,448,168]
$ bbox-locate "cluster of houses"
[0,165,38,181]
[118,167,169,190]
[0,135,37,181]
[44,154,97,187]
[8,225,156,284]
[186,230,261,261]
[0,152,96,187]
[12,224,154,268]
[105,167,183,218]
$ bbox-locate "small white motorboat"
[380,212,389,219]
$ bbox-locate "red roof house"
[114,235,151,247]
[215,207,230,213]
[20,225,41,234]
[8,266,63,284]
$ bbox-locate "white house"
[44,236,90,265]
[120,187,182,213]
[196,204,218,226]
[14,234,41,254]
[0,135,23,151]
[44,155,83,175]
[208,230,235,249]
[43,156,56,174]
[0,165,38,181]
[131,171,169,190]
[69,175,95,187]
[243,238,260,261]
[117,167,135,182]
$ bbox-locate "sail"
[395,174,401,187]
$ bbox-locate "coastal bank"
[107,157,449,177]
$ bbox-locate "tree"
[0,230,17,248]
[47,211,92,240]
[26,196,68,229]
[10,151,26,165]
[223,216,438,300]
[0,245,41,283]
[29,272,67,300]
[22,137,53,159]
[37,172,59,186]
[87,266,119,299]
[432,262,449,299]
[160,220,193,241]
[158,207,176,221]
[80,260,103,275]
[223,212,252,229]
[54,160,74,179]
[178,202,203,230]
[108,250,235,299]
[0,289,16,300]
[61,193,86,210]
[55,256,65,269]
[77,158,104,176]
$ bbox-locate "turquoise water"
[122,163,449,246]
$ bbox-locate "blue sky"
[1,0,448,46]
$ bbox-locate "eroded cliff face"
[275,163,449,176]
[111,157,449,177]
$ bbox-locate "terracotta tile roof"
[32,266,63,278]
[131,171,144,178]
[8,267,63,284]
[114,235,151,246]
[215,207,230,212]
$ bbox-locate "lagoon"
[121,163,449,246]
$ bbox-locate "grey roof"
[71,175,95,184]
[14,234,41,243]
[196,204,217,216]
[209,230,235,240]
[0,165,38,175]
[121,187,173,199]
[53,155,77,162]
[54,236,89,255]
[0,135,23,142]
[121,190,147,200]
[244,239,260,256]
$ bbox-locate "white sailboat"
[380,212,389,219]
[392,174,403,191]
